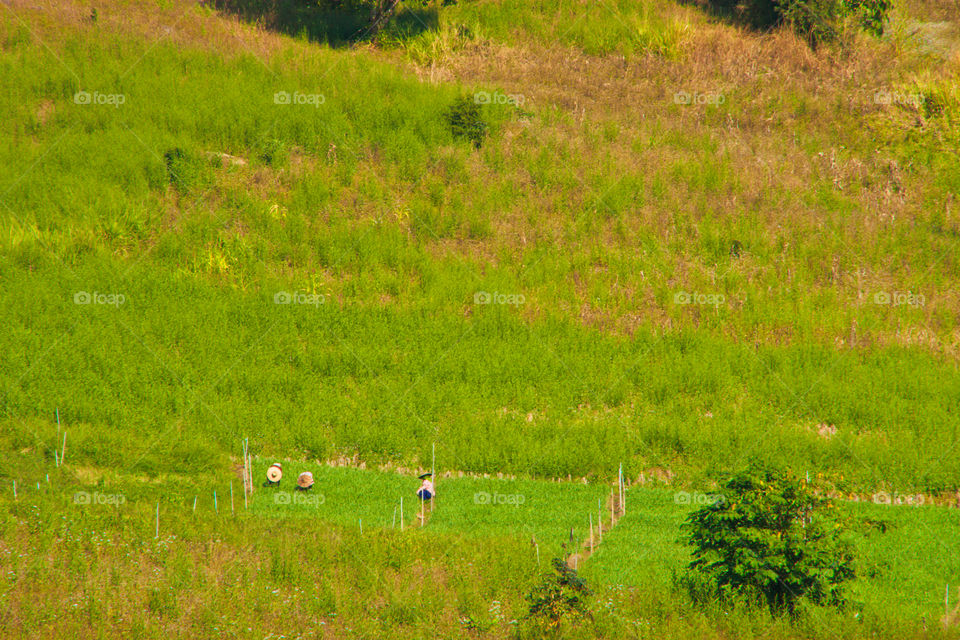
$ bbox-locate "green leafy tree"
[683,464,855,615]
[524,558,592,637]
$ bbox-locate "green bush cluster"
[708,0,892,44]
[683,463,856,615]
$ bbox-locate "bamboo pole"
[214,490,218,514]
[241,440,247,500]
[400,497,404,531]
[55,409,61,467]
[12,480,16,500]
[590,514,594,550]
[617,462,623,515]
[230,481,235,514]
[193,496,197,512]
[155,502,160,538]
[598,498,603,541]
[61,432,67,466]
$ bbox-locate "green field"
[2,0,960,637]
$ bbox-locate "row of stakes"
[14,426,624,558]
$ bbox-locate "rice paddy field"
[2,0,960,637]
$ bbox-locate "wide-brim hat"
[266,463,283,482]
[297,471,314,489]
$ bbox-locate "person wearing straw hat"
[263,463,282,488]
[296,471,314,492]
[416,472,434,501]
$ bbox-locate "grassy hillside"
[2,0,960,637]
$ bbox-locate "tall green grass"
[439,0,692,58]
[3,250,959,490]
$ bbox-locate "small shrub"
[257,138,289,166]
[524,558,592,637]
[163,147,210,194]
[445,96,487,149]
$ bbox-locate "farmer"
[416,472,434,501]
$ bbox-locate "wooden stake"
[61,431,67,466]
[598,498,603,537]
[359,518,363,534]
[241,440,247,498]
[400,497,404,531]
[55,408,61,466]
[214,490,218,514]
[618,463,623,514]
[193,496,197,512]
[620,464,626,516]
[155,502,160,538]
[392,506,397,529]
